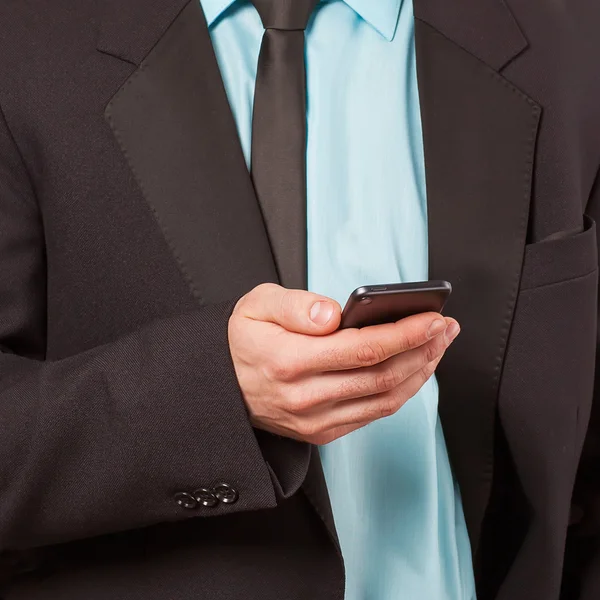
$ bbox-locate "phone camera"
[359,296,372,304]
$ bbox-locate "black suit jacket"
[0,0,599,598]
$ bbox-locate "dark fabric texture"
[494,221,597,600]
[562,171,600,600]
[0,0,598,599]
[5,492,344,600]
[0,0,318,596]
[415,20,541,550]
[250,0,318,290]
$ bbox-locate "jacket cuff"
[254,429,312,500]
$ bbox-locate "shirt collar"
[344,0,402,41]
[202,0,237,27]
[202,0,402,42]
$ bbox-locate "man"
[0,0,599,598]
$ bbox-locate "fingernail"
[445,322,461,344]
[310,301,334,326]
[427,319,447,338]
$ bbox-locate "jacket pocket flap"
[520,215,597,291]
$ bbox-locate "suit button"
[193,488,219,508]
[174,492,197,510]
[213,482,239,504]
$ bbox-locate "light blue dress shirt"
[201,1,476,598]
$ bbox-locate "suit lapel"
[414,0,541,554]
[415,0,528,71]
[96,0,190,66]
[100,0,278,304]
[99,0,340,552]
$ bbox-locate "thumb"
[237,283,341,335]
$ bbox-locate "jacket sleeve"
[0,102,310,560]
[564,166,600,599]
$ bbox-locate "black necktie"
[250,0,319,290]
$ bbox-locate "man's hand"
[229,283,460,445]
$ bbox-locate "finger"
[251,354,444,444]
[299,312,458,372]
[295,330,453,409]
[304,354,444,437]
[235,283,341,335]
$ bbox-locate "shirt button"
[213,482,239,504]
[193,488,219,508]
[174,492,197,510]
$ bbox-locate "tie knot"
[251,0,319,30]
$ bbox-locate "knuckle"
[421,360,439,380]
[245,282,274,305]
[424,341,441,364]
[377,402,395,419]
[395,330,412,352]
[266,351,303,383]
[376,396,397,419]
[284,358,303,381]
[355,340,386,366]
[236,283,278,315]
[255,282,278,297]
[296,419,322,438]
[287,386,318,413]
[435,331,450,351]
[278,289,297,320]
[265,356,293,382]
[374,367,403,393]
[390,387,409,411]
[404,365,436,398]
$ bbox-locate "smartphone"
[339,280,452,329]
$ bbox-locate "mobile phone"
[339,280,452,329]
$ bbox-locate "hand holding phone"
[230,282,459,446]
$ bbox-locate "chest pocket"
[520,215,597,292]
[495,215,598,592]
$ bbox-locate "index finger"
[300,312,452,373]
